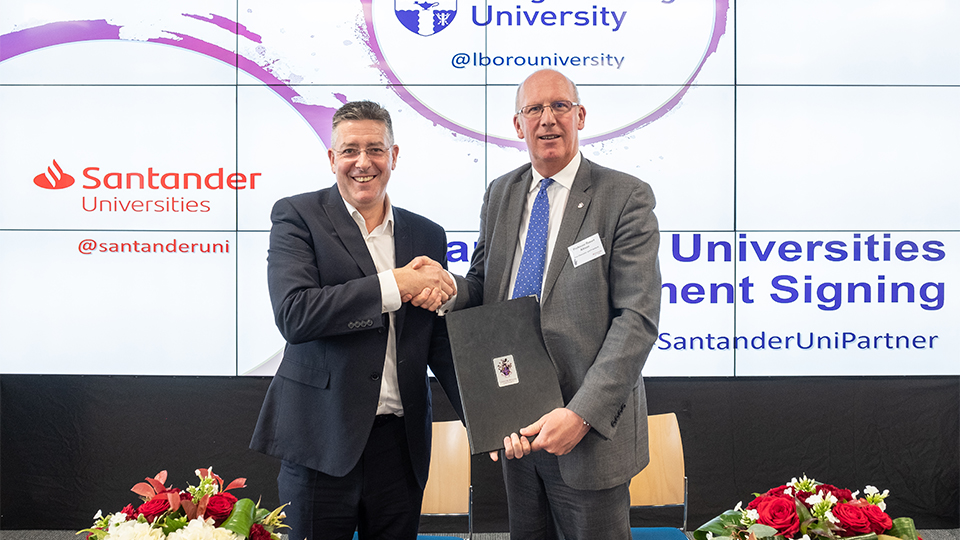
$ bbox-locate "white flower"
[864,485,879,496]
[745,509,760,522]
[877,500,887,511]
[825,510,840,525]
[93,510,103,520]
[107,512,128,528]
[806,493,823,506]
[784,487,793,497]
[105,521,164,540]
[734,501,743,512]
[802,535,811,540]
[707,533,714,540]
[166,518,240,540]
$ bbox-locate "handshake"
[393,256,456,312]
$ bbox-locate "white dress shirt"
[438,152,583,315]
[343,196,404,416]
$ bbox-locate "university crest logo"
[394,0,456,36]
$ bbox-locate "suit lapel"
[322,188,378,277]
[542,159,593,303]
[393,209,412,336]
[490,172,531,302]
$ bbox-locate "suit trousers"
[502,449,631,540]
[278,414,423,540]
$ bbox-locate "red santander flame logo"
[34,159,75,189]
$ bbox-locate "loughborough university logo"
[395,1,456,36]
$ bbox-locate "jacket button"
[370,373,381,381]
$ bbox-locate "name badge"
[568,233,605,268]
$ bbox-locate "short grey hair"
[331,100,395,147]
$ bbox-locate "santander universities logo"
[34,159,75,190]
[28,158,263,214]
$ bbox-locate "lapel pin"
[578,202,584,209]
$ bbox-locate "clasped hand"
[489,408,590,462]
[394,256,455,311]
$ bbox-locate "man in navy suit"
[250,100,463,540]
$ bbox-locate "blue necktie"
[512,178,554,300]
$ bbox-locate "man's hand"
[489,432,533,462]
[523,408,590,456]
[394,256,455,311]
[488,408,589,462]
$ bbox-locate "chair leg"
[681,476,688,531]
[468,485,473,540]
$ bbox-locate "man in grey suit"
[250,100,462,540]
[441,69,661,539]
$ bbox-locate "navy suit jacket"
[250,185,462,489]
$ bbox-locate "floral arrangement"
[79,467,287,540]
[694,475,920,540]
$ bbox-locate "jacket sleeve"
[267,196,385,345]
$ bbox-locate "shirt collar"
[342,195,394,237]
[529,151,581,193]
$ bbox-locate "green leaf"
[843,533,877,540]
[747,524,779,538]
[694,510,742,540]
[161,515,189,535]
[254,507,269,523]
[221,498,257,537]
[888,517,918,540]
[76,529,108,540]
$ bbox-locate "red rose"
[861,503,893,534]
[760,485,799,502]
[818,484,854,503]
[204,492,238,525]
[833,503,872,535]
[751,496,800,538]
[137,497,170,523]
[249,524,272,540]
[759,485,814,508]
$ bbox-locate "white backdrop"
[1,0,957,376]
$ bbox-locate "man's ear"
[514,115,524,139]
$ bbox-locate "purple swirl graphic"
[0,15,338,147]
[1,1,729,148]
[359,0,731,147]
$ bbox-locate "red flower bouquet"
[79,467,287,540]
[694,475,919,540]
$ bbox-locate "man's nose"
[355,150,372,168]
[540,106,558,125]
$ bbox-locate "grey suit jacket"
[453,157,661,490]
[250,185,462,489]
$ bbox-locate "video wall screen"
[1,0,957,376]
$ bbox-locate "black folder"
[445,296,564,454]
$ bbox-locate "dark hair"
[331,100,394,146]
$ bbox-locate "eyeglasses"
[516,100,580,118]
[334,146,389,159]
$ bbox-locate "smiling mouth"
[353,176,375,183]
[539,135,560,140]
